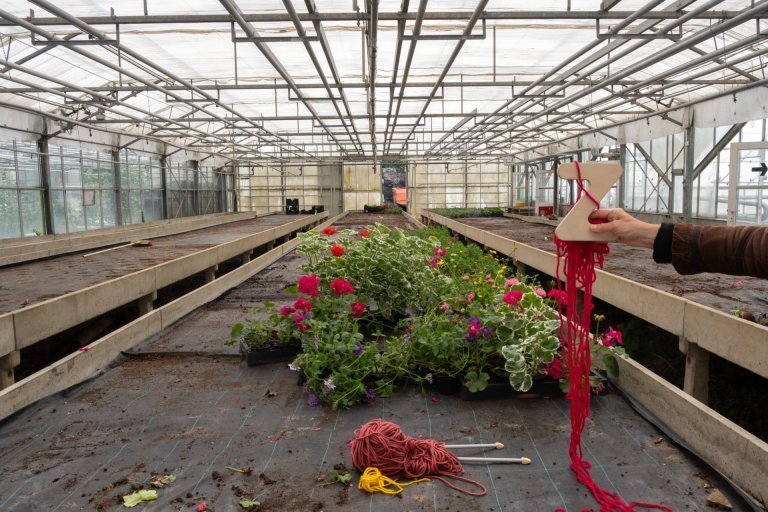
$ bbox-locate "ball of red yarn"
[349,418,463,479]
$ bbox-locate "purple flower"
[323,378,336,394]
[479,326,493,339]
[425,373,433,384]
[361,387,376,404]
[467,316,482,326]
[352,341,363,355]
[464,333,478,344]
[303,383,320,407]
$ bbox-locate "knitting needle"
[444,442,504,450]
[457,456,531,465]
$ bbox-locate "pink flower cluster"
[428,246,446,268]
[503,290,523,306]
[351,301,366,318]
[601,327,623,347]
[545,359,564,380]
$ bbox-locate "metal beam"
[1,78,751,95]
[634,142,673,188]
[691,122,745,181]
[0,10,748,26]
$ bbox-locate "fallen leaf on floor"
[240,498,260,509]
[150,474,176,488]
[264,389,277,397]
[706,489,732,510]
[122,489,158,507]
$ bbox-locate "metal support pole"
[683,124,695,221]
[37,134,54,235]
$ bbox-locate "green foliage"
[228,301,302,350]
[239,498,260,509]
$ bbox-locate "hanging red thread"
[349,418,487,496]
[553,162,671,512]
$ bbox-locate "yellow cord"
[357,467,429,495]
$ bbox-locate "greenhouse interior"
[1,1,767,511]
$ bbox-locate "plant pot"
[459,376,562,401]
[239,340,300,367]
[431,374,462,395]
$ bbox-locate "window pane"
[20,190,44,236]
[0,189,21,238]
[51,189,67,234]
[66,190,86,232]
[84,190,102,229]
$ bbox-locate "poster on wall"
[381,163,406,209]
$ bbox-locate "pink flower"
[462,275,469,281]
[297,274,320,297]
[351,301,366,318]
[279,306,296,317]
[197,503,208,512]
[486,278,494,284]
[434,247,447,257]
[440,302,451,311]
[330,279,355,295]
[294,297,313,311]
[602,326,623,346]
[504,278,520,288]
[485,274,492,279]
[466,292,476,303]
[331,244,345,257]
[322,226,336,235]
[734,280,744,288]
[535,288,546,298]
[503,290,524,306]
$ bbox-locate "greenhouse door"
[728,142,768,226]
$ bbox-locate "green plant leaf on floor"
[151,474,176,488]
[239,498,260,509]
[330,469,352,484]
[122,489,158,507]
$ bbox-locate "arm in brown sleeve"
[671,223,768,278]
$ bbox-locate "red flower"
[297,274,320,297]
[331,244,345,257]
[503,290,524,306]
[547,289,569,306]
[351,302,366,318]
[545,359,563,380]
[330,279,355,295]
[279,306,296,317]
[322,226,336,235]
[294,297,313,311]
[360,230,371,238]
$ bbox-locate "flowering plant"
[228,300,305,350]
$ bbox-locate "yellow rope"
[357,467,429,495]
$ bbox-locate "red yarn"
[553,162,671,512]
[349,418,487,496]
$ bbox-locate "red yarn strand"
[553,162,671,512]
[350,419,488,497]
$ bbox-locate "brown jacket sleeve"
[672,223,768,278]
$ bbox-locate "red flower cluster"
[322,226,336,235]
[294,297,313,311]
[547,289,569,306]
[331,244,345,257]
[503,290,524,306]
[331,279,355,295]
[279,306,295,317]
[545,359,564,380]
[360,230,371,238]
[298,274,320,297]
[601,327,623,347]
[351,301,366,318]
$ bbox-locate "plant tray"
[239,340,300,367]
[459,378,562,401]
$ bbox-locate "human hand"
[588,208,660,248]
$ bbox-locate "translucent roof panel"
[0,0,766,162]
